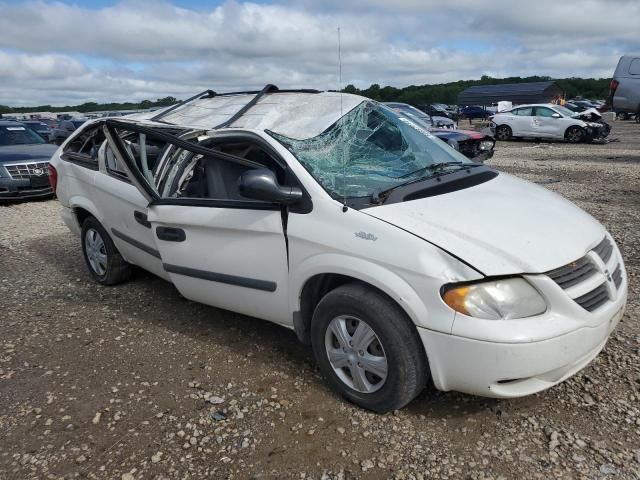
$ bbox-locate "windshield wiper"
[397,161,476,179]
[370,162,482,204]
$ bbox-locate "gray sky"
[0,0,637,106]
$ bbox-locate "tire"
[81,216,132,285]
[617,112,628,121]
[495,124,512,141]
[310,283,428,413]
[565,126,585,143]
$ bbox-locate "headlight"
[441,277,546,320]
[479,140,495,151]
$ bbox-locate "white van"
[49,87,627,412]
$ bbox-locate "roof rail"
[213,84,280,129]
[150,89,216,122]
[215,87,321,97]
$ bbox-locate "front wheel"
[81,217,132,285]
[310,283,428,413]
[495,124,512,141]
[617,112,628,121]
[565,126,585,143]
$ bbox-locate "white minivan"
[49,87,627,412]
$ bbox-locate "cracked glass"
[269,101,471,199]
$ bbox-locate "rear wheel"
[81,217,132,285]
[617,112,628,121]
[495,125,512,141]
[565,126,585,143]
[310,283,428,413]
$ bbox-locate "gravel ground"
[0,121,639,480]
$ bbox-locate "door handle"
[156,226,186,242]
[134,210,151,228]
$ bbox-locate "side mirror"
[551,113,561,119]
[238,168,303,205]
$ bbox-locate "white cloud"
[0,0,637,106]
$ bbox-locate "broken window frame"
[101,119,310,211]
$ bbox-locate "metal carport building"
[457,81,563,106]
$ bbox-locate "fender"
[289,253,454,332]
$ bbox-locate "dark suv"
[50,119,87,145]
[0,121,58,201]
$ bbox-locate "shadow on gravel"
[26,231,316,372]
[26,232,548,420]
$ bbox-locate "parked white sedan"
[49,87,627,412]
[491,104,610,143]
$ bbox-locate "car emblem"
[32,168,44,176]
[604,269,612,282]
[355,231,378,242]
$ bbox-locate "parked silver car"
[491,104,610,143]
[609,55,640,121]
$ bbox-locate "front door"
[103,121,293,325]
[147,203,289,323]
[531,106,563,139]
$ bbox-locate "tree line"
[0,76,611,114]
[342,75,611,105]
[0,96,178,115]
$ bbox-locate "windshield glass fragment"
[269,101,471,199]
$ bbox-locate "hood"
[364,172,604,276]
[0,143,58,164]
[572,107,602,121]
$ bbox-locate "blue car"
[461,106,488,119]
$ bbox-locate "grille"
[546,256,597,289]
[593,236,613,264]
[574,283,609,312]
[5,162,49,179]
[545,235,622,313]
[611,264,623,289]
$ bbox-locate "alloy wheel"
[566,127,583,143]
[496,126,511,140]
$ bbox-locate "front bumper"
[0,176,53,201]
[418,304,623,398]
[419,241,627,398]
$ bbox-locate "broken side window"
[61,124,106,169]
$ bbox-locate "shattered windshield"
[269,102,471,199]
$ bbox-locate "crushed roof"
[129,91,366,140]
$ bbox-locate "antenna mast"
[338,26,348,213]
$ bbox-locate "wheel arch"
[291,256,431,345]
[70,196,105,227]
[564,123,586,139]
